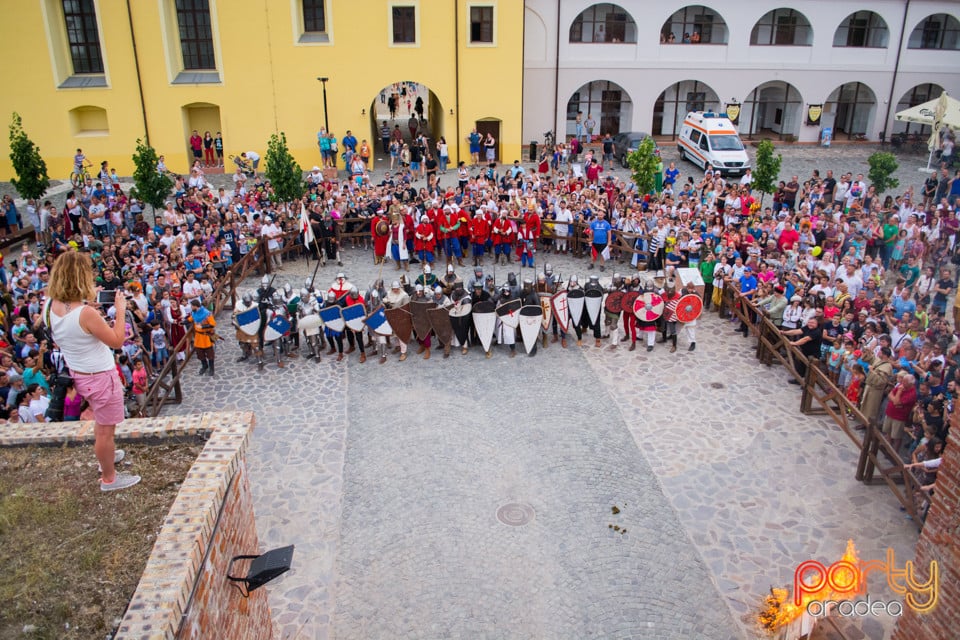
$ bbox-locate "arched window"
[740,82,803,140]
[566,81,633,137]
[825,82,877,139]
[569,4,637,43]
[893,84,944,135]
[833,11,888,48]
[750,8,813,46]
[908,14,960,50]
[660,6,728,44]
[652,80,720,137]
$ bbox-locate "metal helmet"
[415,284,424,292]
[326,291,336,301]
[336,272,345,280]
[475,267,483,276]
[424,265,432,274]
[434,285,443,295]
[252,291,261,303]
[242,292,253,305]
[261,274,270,286]
[589,274,600,283]
[300,288,311,300]
[501,283,511,293]
[447,264,454,274]
[569,275,579,285]
[272,291,283,303]
[349,286,359,297]
[370,290,380,300]
[507,272,517,285]
[283,282,293,295]
[643,280,655,292]
[537,273,546,281]
[304,277,313,289]
[472,281,483,288]
[544,263,553,276]
[391,280,401,289]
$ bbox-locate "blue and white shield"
[364,307,393,336]
[319,306,345,333]
[264,315,291,342]
[236,307,261,336]
[342,303,367,332]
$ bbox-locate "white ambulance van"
[677,112,750,177]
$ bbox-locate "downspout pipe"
[454,1,461,164]
[125,0,150,145]
[882,0,911,140]
[553,0,560,139]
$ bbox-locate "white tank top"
[46,302,116,374]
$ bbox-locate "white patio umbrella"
[895,91,960,171]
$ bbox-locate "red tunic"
[371,216,390,257]
[469,216,490,244]
[492,218,514,246]
[414,222,436,252]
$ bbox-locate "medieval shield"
[319,305,345,333]
[385,304,413,343]
[343,303,367,332]
[496,298,522,329]
[634,292,665,322]
[411,300,435,340]
[675,293,703,324]
[428,307,454,346]
[567,289,585,326]
[264,315,291,343]
[472,300,496,353]
[299,313,323,336]
[551,290,570,333]
[585,289,603,325]
[365,306,393,336]
[449,302,472,345]
[605,290,624,316]
[519,305,543,354]
[539,294,553,332]
[621,291,640,316]
[235,307,261,337]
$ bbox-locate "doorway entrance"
[369,81,443,161]
[182,102,222,171]
[475,119,501,163]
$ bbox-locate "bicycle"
[69,162,92,188]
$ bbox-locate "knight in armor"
[431,285,453,358]
[681,280,699,351]
[384,280,411,362]
[342,286,366,362]
[521,278,541,357]
[268,290,289,366]
[322,291,346,362]
[605,276,623,350]
[365,290,389,364]
[637,280,660,352]
[623,274,640,351]
[506,272,520,298]
[567,275,585,347]
[584,274,604,347]
[415,264,438,290]
[328,272,352,300]
[440,263,462,295]
[540,264,566,348]
[281,282,300,353]
[661,278,682,353]
[466,267,485,292]
[256,274,276,356]
[496,283,518,358]
[298,289,324,360]
[412,284,433,360]
[233,292,256,362]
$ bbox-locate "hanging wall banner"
[725,103,741,125]
[807,104,823,126]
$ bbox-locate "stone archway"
[369,81,443,160]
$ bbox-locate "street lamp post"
[317,76,329,133]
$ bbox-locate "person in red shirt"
[439,205,464,267]
[492,211,514,266]
[778,223,800,253]
[371,209,390,265]
[882,373,917,455]
[585,159,603,184]
[414,214,436,266]
[189,130,203,162]
[469,211,490,266]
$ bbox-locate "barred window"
[176,0,216,70]
[303,0,326,33]
[62,0,104,74]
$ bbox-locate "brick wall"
[891,424,960,640]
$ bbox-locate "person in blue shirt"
[664,162,680,186]
[738,266,758,337]
[588,210,613,271]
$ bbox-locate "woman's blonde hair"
[48,250,95,303]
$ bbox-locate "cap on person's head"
[775,285,785,294]
[790,295,802,302]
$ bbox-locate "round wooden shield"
[634,292,664,321]
[605,291,624,314]
[675,294,703,323]
[375,220,389,236]
[620,291,639,315]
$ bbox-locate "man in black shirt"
[822,170,837,204]
[781,316,822,383]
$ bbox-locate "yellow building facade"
[0,0,524,178]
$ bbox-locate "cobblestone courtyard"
[165,241,917,640]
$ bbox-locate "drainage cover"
[496,502,535,526]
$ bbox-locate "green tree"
[625,137,659,195]
[131,138,173,222]
[867,151,900,195]
[751,139,782,206]
[265,132,304,203]
[8,113,50,202]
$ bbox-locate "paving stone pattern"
[161,141,928,640]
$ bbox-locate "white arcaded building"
[522,1,960,144]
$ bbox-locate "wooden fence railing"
[722,285,925,527]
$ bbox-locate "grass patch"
[0,442,202,639]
